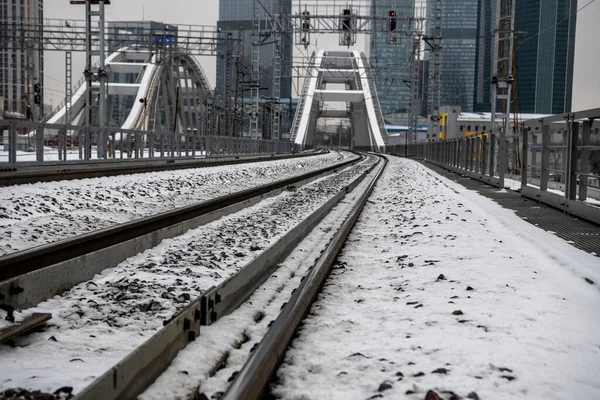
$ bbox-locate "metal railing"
[388,107,600,225]
[0,120,293,164]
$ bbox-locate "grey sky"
[43,0,599,112]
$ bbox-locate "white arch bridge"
[290,50,388,152]
[47,48,214,136]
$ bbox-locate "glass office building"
[515,0,576,114]
[436,0,479,112]
[0,0,43,119]
[473,0,494,112]
[216,0,292,102]
[368,0,413,116]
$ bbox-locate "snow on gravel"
[0,152,347,256]
[140,160,385,400]
[273,156,600,400]
[0,156,378,395]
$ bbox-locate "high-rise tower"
[0,0,44,119]
[437,0,479,113]
[368,0,413,116]
[216,0,292,101]
[515,0,576,114]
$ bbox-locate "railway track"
[0,153,386,400]
[0,150,325,187]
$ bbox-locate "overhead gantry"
[290,50,387,152]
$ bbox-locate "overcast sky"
[43,0,600,112]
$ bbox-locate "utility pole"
[250,0,261,138]
[490,0,516,188]
[224,32,233,136]
[71,0,110,160]
[271,0,283,141]
[424,0,442,142]
[233,27,246,137]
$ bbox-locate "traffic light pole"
[490,0,516,188]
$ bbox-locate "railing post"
[481,134,487,175]
[85,126,91,161]
[8,122,17,164]
[511,136,516,176]
[78,128,84,160]
[455,140,460,168]
[579,119,592,201]
[135,132,141,159]
[540,124,550,191]
[566,120,579,201]
[36,124,44,162]
[561,129,568,184]
[474,136,481,174]
[192,134,196,158]
[521,126,529,188]
[464,138,469,170]
[531,133,538,179]
[489,133,496,177]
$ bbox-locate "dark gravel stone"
[452,310,464,316]
[467,392,480,400]
[466,286,474,291]
[432,367,449,374]
[585,278,594,285]
[425,390,442,400]
[378,381,393,392]
[437,274,446,281]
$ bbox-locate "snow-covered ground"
[0,151,349,256]
[273,157,600,400]
[0,156,378,395]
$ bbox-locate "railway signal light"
[34,94,41,104]
[302,10,311,32]
[342,9,351,31]
[34,83,41,93]
[389,11,397,32]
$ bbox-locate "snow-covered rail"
[0,153,385,399]
[224,154,387,400]
[0,153,362,307]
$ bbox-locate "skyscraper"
[368,0,413,116]
[435,0,479,112]
[515,0,576,114]
[0,0,44,119]
[473,0,495,112]
[216,0,292,102]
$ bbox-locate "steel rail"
[223,154,388,400]
[71,154,381,400]
[0,151,325,187]
[0,153,359,285]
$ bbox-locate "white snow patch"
[273,157,600,400]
